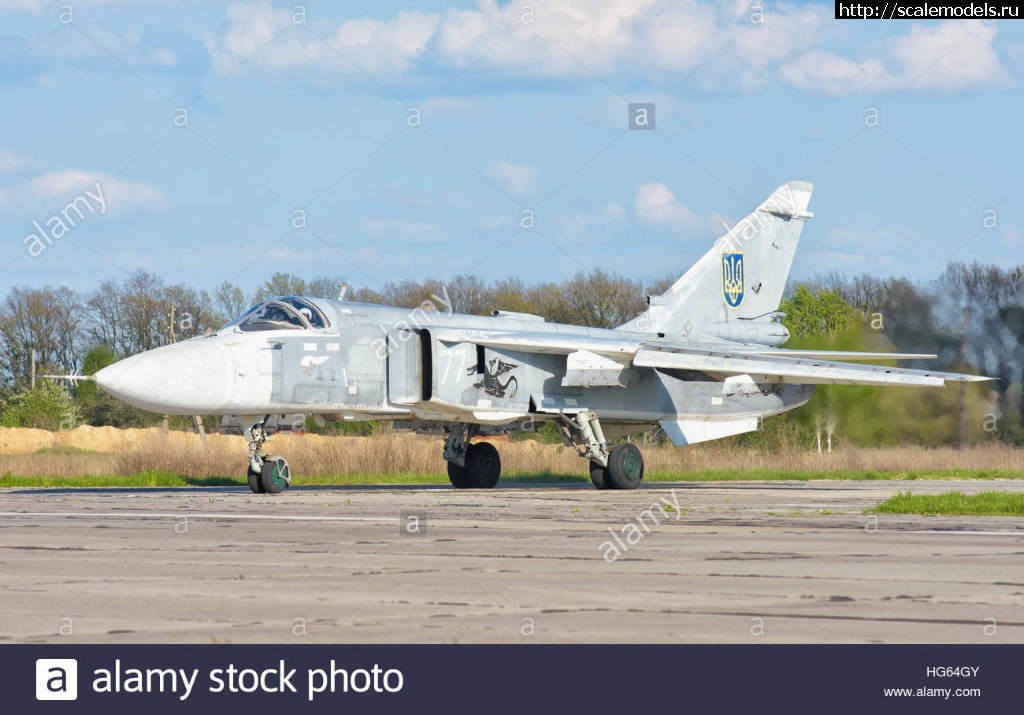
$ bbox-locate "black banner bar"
[3,644,1018,713]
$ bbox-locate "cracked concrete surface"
[1,480,1022,643]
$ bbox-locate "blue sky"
[1,0,1022,297]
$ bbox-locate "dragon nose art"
[95,342,237,414]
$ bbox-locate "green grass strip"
[872,490,1024,516]
[1,468,1022,489]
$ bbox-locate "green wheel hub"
[260,456,290,494]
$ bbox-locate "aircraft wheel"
[606,443,644,490]
[589,461,610,490]
[260,455,291,494]
[465,442,501,489]
[447,461,470,489]
[247,464,266,494]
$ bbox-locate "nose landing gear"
[244,415,292,494]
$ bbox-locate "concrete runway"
[1,480,1022,643]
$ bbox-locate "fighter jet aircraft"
[92,181,990,493]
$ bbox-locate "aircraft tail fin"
[619,181,813,346]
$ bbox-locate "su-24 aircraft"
[89,182,991,494]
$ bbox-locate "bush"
[0,380,80,430]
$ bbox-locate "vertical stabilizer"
[619,181,813,345]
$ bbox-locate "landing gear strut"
[443,424,501,489]
[244,415,291,495]
[558,412,644,490]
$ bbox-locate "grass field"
[872,490,1024,516]
[0,425,1022,486]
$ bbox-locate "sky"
[1,0,1022,298]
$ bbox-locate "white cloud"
[893,20,1007,89]
[10,20,199,76]
[439,0,664,76]
[38,171,168,209]
[633,182,734,241]
[198,2,1015,94]
[780,20,1010,94]
[198,0,834,89]
[435,0,829,88]
[0,170,168,216]
[484,161,537,196]
[0,148,34,176]
[635,182,703,233]
[780,50,893,95]
[207,1,439,79]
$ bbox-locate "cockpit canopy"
[225,296,329,332]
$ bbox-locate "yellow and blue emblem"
[722,252,744,308]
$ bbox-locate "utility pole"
[958,306,968,450]
[163,305,174,436]
[30,349,36,390]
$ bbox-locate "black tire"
[260,455,290,494]
[465,442,501,489]
[247,464,266,494]
[606,443,644,490]
[589,461,610,490]
[447,460,470,488]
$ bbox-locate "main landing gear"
[558,411,644,490]
[443,424,501,489]
[440,413,645,491]
[244,415,292,494]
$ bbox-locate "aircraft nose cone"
[95,341,237,414]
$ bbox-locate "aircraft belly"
[656,371,813,420]
[530,369,811,424]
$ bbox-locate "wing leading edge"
[434,327,991,387]
[435,329,991,388]
[634,346,992,387]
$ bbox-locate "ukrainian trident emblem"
[722,252,744,308]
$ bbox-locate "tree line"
[0,268,669,389]
[1,261,1021,445]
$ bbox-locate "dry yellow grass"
[0,426,1021,478]
[645,442,1024,474]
